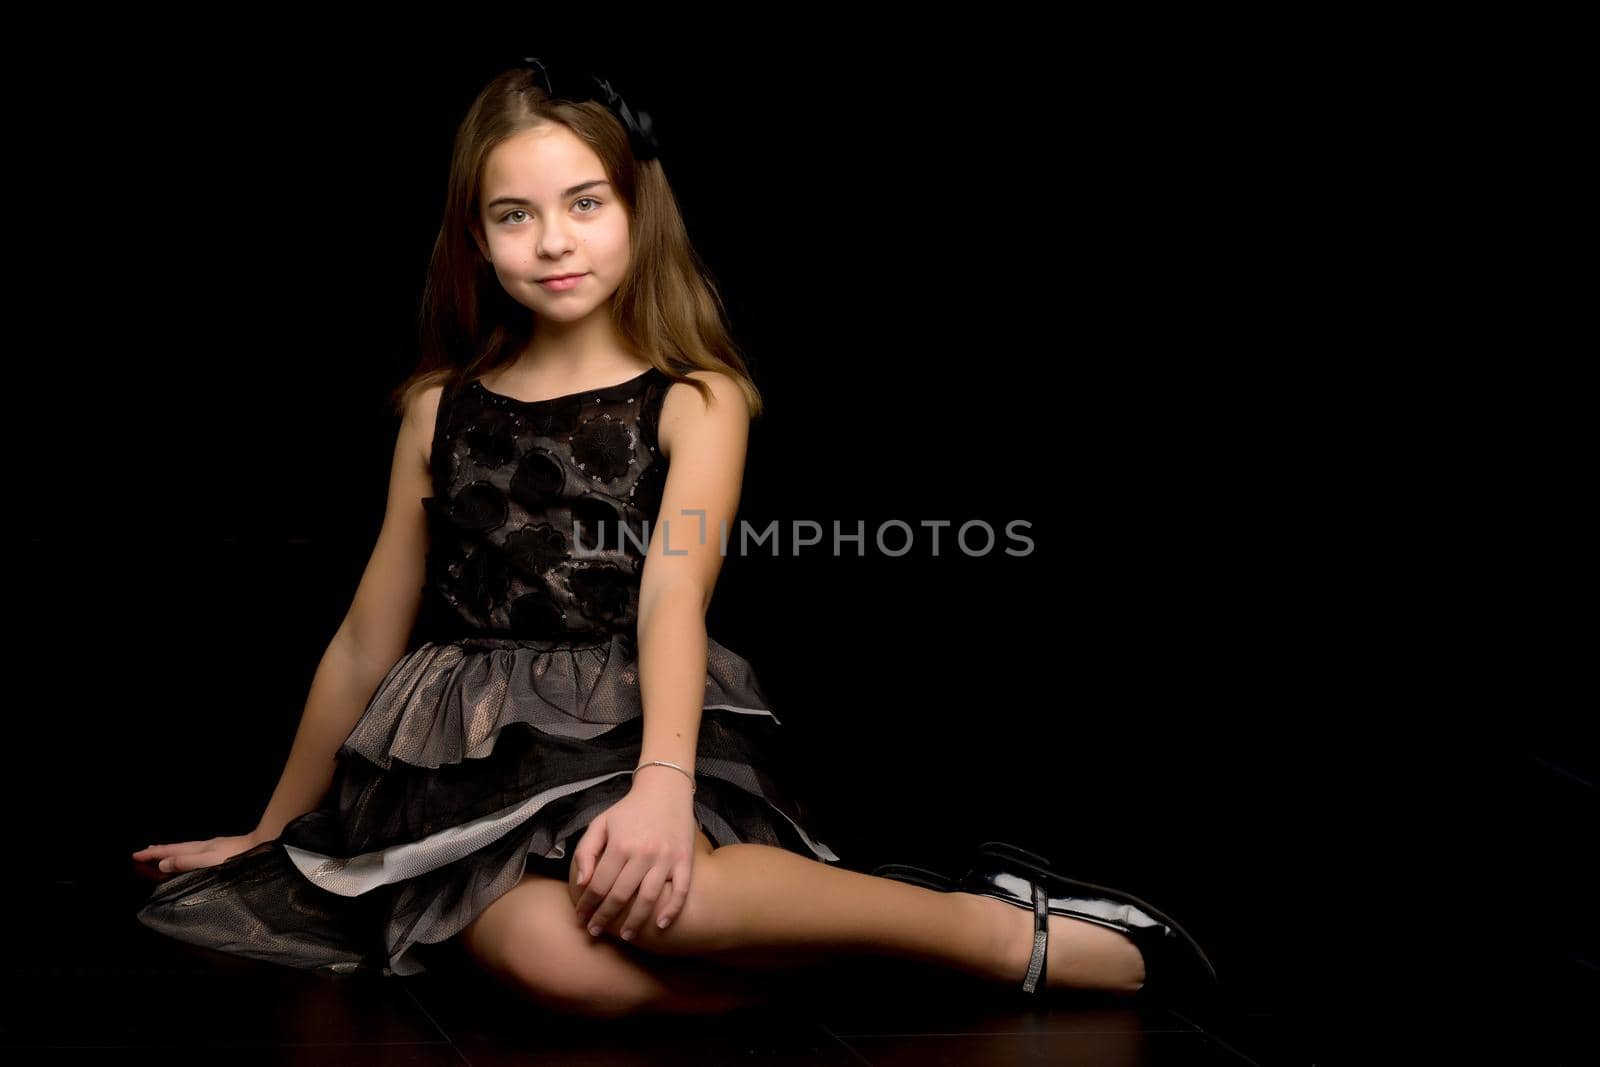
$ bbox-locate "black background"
[11,30,1589,1057]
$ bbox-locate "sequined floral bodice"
[417,366,672,642]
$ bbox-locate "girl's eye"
[500,198,601,224]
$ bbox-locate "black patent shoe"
[870,862,960,892]
[961,845,1220,1002]
[874,847,1064,894]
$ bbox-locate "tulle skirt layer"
[136,633,839,977]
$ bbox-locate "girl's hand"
[571,771,697,941]
[131,832,262,874]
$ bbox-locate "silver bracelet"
[632,759,696,794]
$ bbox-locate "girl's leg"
[455,832,780,1018]
[591,843,1148,995]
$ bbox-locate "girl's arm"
[570,370,750,936]
[632,370,750,788]
[251,385,441,840]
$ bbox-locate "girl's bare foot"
[963,892,1147,994]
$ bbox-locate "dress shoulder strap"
[636,367,675,456]
[429,371,470,498]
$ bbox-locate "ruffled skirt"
[135,632,839,977]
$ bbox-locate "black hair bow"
[522,55,661,162]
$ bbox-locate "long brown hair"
[389,64,763,420]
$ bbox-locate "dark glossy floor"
[0,872,1329,1065]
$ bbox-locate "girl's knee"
[460,874,651,1016]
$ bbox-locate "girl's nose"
[537,226,577,257]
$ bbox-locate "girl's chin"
[526,299,604,320]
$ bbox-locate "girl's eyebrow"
[486,180,610,210]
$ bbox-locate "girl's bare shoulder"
[659,370,747,459]
[408,382,446,471]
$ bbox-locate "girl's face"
[474,124,632,322]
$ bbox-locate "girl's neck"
[489,338,651,396]
[516,317,643,379]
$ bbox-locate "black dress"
[136,365,839,977]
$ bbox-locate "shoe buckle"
[1022,880,1049,994]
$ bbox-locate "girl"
[131,57,1215,1018]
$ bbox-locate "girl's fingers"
[138,842,218,870]
[620,864,672,940]
[657,858,692,929]
[161,849,217,872]
[586,855,647,936]
[133,840,210,858]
